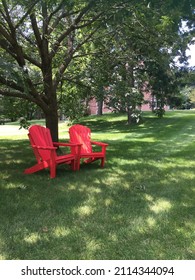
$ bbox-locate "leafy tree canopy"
[0,0,194,138]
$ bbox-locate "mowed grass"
[0,111,195,260]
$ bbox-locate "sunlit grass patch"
[149,199,172,214]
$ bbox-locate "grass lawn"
[0,111,195,260]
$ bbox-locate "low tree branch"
[0,89,36,102]
[0,75,26,91]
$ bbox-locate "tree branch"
[48,10,79,35]
[48,0,66,22]
[0,39,17,60]
[23,54,42,68]
[0,24,15,45]
[49,1,97,59]
[53,24,101,91]
[76,12,103,29]
[49,25,76,59]
[0,76,24,92]
[0,88,50,112]
[2,0,15,34]
[0,89,36,103]
[73,27,100,55]
[62,76,91,89]
[14,0,40,29]
[30,12,42,48]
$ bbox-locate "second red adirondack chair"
[69,124,108,170]
[24,125,81,178]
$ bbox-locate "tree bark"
[127,106,132,125]
[97,99,103,115]
[45,107,59,143]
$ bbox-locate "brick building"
[87,92,169,115]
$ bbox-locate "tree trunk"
[45,108,59,142]
[151,95,156,111]
[127,106,132,125]
[97,99,103,115]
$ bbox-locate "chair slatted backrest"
[69,124,92,154]
[28,125,55,162]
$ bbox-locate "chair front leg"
[76,144,82,170]
[50,163,56,178]
[76,155,80,170]
[50,151,57,178]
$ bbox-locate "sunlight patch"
[53,227,71,238]
[0,172,10,180]
[67,185,77,190]
[24,233,40,244]
[104,198,113,207]
[104,172,126,186]
[89,187,102,194]
[86,239,101,253]
[108,232,118,242]
[3,182,19,189]
[0,254,6,260]
[150,199,172,214]
[144,194,154,202]
[76,205,94,217]
[147,216,156,228]
[128,137,156,143]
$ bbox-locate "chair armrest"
[53,142,82,147]
[91,141,108,147]
[65,142,82,156]
[32,145,57,150]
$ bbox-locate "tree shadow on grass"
[1,169,194,259]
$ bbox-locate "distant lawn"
[5,118,46,126]
[0,111,195,260]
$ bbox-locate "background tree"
[0,96,39,121]
[85,0,195,122]
[93,2,182,122]
[170,67,195,109]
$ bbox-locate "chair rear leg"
[24,162,45,174]
[76,158,80,171]
[101,157,105,167]
[70,159,76,171]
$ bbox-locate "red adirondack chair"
[69,124,108,170]
[24,125,81,178]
